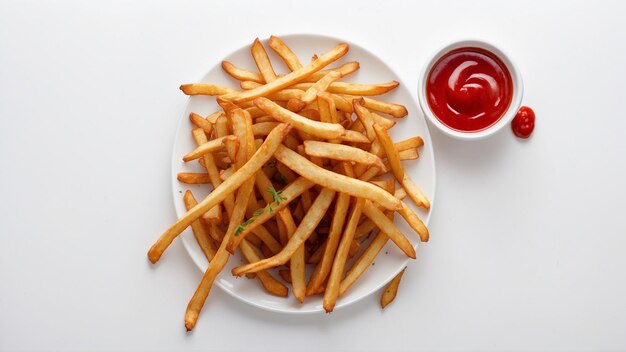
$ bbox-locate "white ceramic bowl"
[417,39,523,140]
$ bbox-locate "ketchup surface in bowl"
[426,47,513,132]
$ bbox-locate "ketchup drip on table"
[426,47,513,132]
[512,106,535,138]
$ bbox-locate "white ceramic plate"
[171,34,436,314]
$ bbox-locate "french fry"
[231,188,336,275]
[323,198,365,312]
[381,267,406,309]
[342,130,370,144]
[183,190,217,261]
[301,71,341,103]
[192,129,234,219]
[177,172,212,185]
[274,145,401,210]
[268,35,303,71]
[362,200,416,258]
[189,112,213,134]
[374,123,430,209]
[353,98,377,141]
[304,61,360,82]
[201,203,222,226]
[251,38,277,83]
[148,123,292,263]
[220,43,349,103]
[180,83,237,96]
[221,60,264,83]
[239,240,288,297]
[182,136,229,162]
[286,98,306,112]
[251,122,281,136]
[254,97,345,139]
[279,209,306,303]
[395,136,424,151]
[397,200,429,242]
[399,148,419,160]
[303,141,385,170]
[342,95,408,118]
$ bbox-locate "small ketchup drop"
[512,106,535,139]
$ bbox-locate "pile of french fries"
[149,36,430,330]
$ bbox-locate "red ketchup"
[426,47,513,132]
[512,106,535,138]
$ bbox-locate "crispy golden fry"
[342,95,407,118]
[395,136,424,151]
[183,190,217,261]
[353,98,377,141]
[355,218,376,239]
[304,61,360,82]
[225,176,315,252]
[274,145,400,210]
[286,98,306,112]
[239,80,262,90]
[370,112,396,130]
[254,97,345,139]
[222,136,239,166]
[221,61,264,83]
[291,80,399,96]
[202,203,222,226]
[251,38,277,83]
[268,35,303,71]
[189,112,213,134]
[397,200,429,242]
[342,130,370,143]
[401,174,430,209]
[373,123,430,209]
[266,88,304,101]
[381,267,406,309]
[398,148,419,160]
[323,198,365,312]
[239,240,288,297]
[317,92,338,123]
[303,141,385,170]
[220,43,349,103]
[192,129,235,219]
[301,71,341,103]
[148,124,292,263]
[370,179,395,194]
[182,136,229,162]
[362,200,416,258]
[251,122,281,136]
[177,172,212,185]
[374,123,404,181]
[280,209,306,303]
[180,83,237,96]
[348,240,360,257]
[231,188,336,275]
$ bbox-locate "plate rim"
[170,33,437,314]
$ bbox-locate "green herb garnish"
[267,187,287,205]
[235,218,255,236]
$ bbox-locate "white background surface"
[1,0,625,350]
